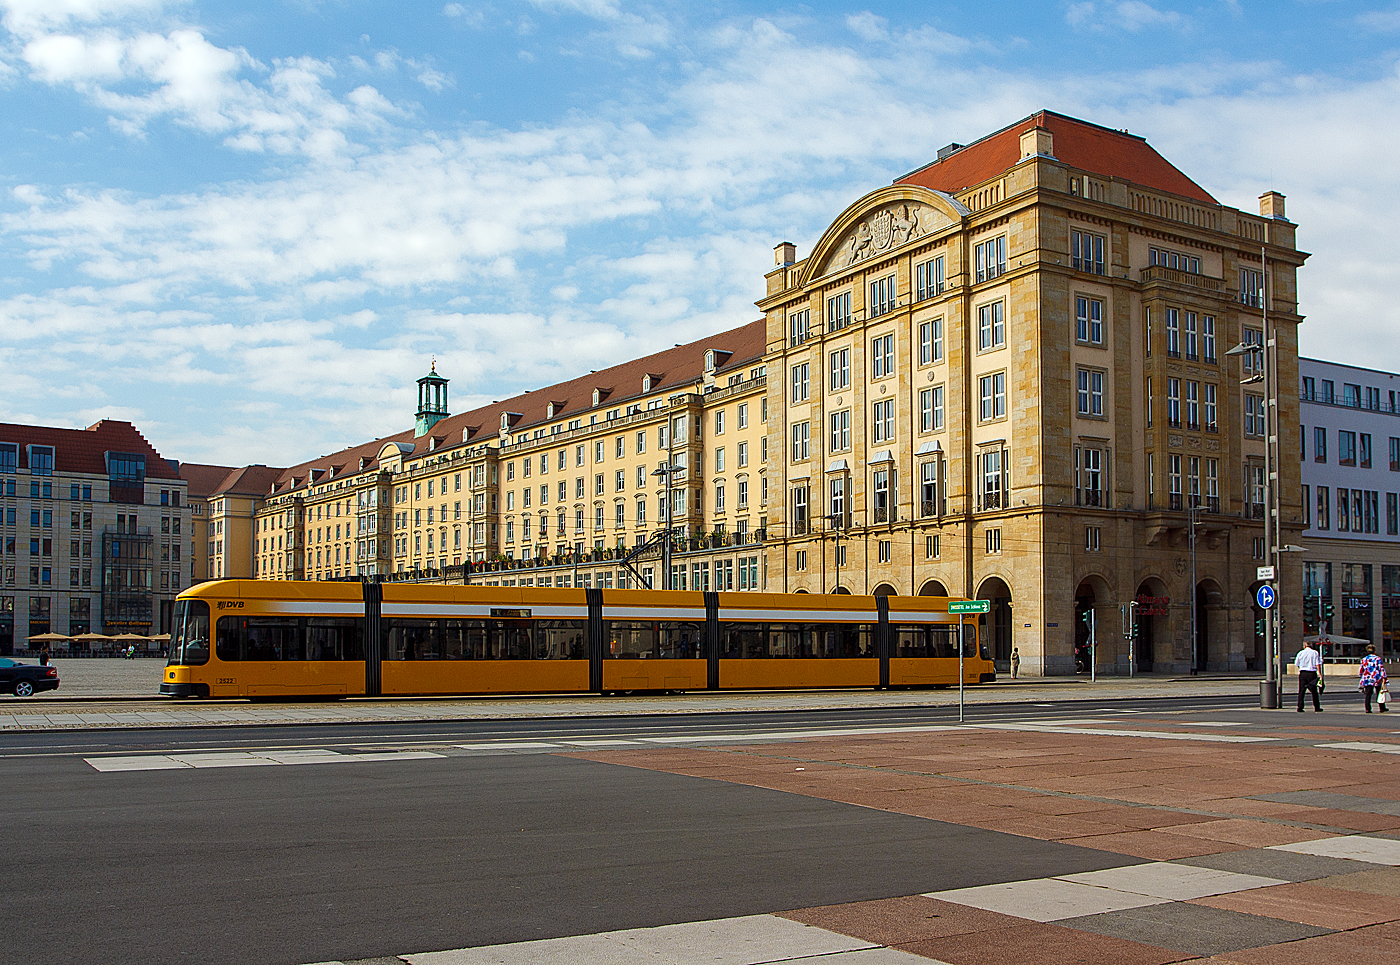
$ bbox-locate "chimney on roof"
[1019,127,1054,161]
[1259,191,1286,220]
[774,242,796,267]
[936,142,964,160]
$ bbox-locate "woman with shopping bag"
[1359,644,1388,713]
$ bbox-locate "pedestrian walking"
[1295,640,1324,712]
[1359,644,1388,713]
[39,645,50,666]
[1011,647,1020,679]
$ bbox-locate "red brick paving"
[561,721,1400,963]
[1190,881,1400,930]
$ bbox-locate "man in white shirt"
[1294,640,1324,712]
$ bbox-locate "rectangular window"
[872,469,891,523]
[829,410,850,451]
[1389,493,1398,536]
[1316,427,1328,463]
[829,347,851,390]
[828,476,845,524]
[1317,486,1330,530]
[1167,378,1181,428]
[979,373,1006,421]
[1303,484,1311,527]
[1076,296,1104,344]
[872,399,895,443]
[1165,308,1180,357]
[980,449,1006,509]
[1202,315,1216,363]
[868,274,896,318]
[789,309,810,346]
[915,256,944,300]
[878,540,891,563]
[737,441,748,467]
[790,422,810,462]
[1240,268,1263,307]
[985,528,1002,553]
[1144,307,1153,357]
[1338,488,1350,532]
[1071,229,1105,275]
[1391,437,1400,471]
[978,301,1005,350]
[1085,527,1101,551]
[827,292,851,332]
[919,318,944,364]
[1340,430,1357,466]
[975,235,1006,282]
[1203,383,1217,432]
[1361,433,1373,469]
[790,363,809,403]
[918,389,935,432]
[790,486,808,535]
[871,334,894,378]
[736,404,747,430]
[1169,454,1182,510]
[1077,369,1105,417]
[1183,311,1198,361]
[919,461,939,518]
[1076,447,1104,506]
[1242,328,1263,373]
[1185,381,1199,430]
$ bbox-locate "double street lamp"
[652,463,681,590]
[825,513,846,594]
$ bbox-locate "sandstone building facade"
[242,111,1308,676]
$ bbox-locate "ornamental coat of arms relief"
[833,202,938,272]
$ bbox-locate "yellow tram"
[161,580,995,699]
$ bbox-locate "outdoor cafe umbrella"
[149,633,171,642]
[111,633,149,642]
[71,632,112,643]
[26,632,70,643]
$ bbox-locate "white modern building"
[1297,357,1400,658]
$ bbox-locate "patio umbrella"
[111,633,149,642]
[149,633,171,642]
[27,632,70,643]
[70,632,113,643]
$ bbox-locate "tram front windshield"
[167,599,210,666]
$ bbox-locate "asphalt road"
[0,694,1382,965]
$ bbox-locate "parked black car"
[0,658,60,697]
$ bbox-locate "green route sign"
[948,600,990,614]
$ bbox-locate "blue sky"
[2,0,1398,467]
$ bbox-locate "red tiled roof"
[180,463,237,499]
[267,319,767,497]
[0,419,181,479]
[181,463,287,500]
[897,110,1217,205]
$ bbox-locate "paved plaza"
[288,708,1400,965]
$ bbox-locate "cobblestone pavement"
[0,671,1265,729]
[299,709,1400,965]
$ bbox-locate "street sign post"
[1256,584,1276,610]
[948,600,988,723]
[1256,565,1276,581]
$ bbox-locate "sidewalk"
[1,675,1263,730]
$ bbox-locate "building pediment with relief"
[807,186,968,281]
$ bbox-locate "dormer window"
[705,350,715,373]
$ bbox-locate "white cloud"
[845,12,888,42]
[1,13,1398,463]
[1067,0,1186,31]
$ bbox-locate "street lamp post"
[652,463,679,590]
[825,513,845,593]
[1189,500,1200,675]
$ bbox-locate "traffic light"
[1254,616,1265,637]
[1321,601,1334,623]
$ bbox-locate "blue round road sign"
[1256,585,1276,610]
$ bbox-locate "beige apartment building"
[243,110,1307,676]
[182,463,284,583]
[762,112,1307,674]
[255,340,771,594]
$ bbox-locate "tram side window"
[167,599,210,666]
[306,618,364,660]
[722,622,767,658]
[895,625,959,659]
[384,618,540,660]
[216,617,304,661]
[819,624,873,657]
[721,622,873,658]
[536,620,587,659]
[605,621,701,659]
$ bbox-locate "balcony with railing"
[1140,265,1227,293]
